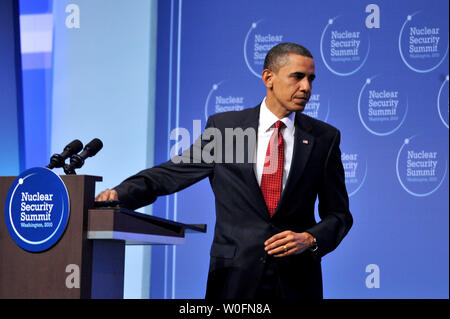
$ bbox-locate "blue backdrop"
[151,0,449,299]
[3,0,448,299]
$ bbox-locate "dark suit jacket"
[114,104,353,299]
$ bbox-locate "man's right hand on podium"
[95,189,118,201]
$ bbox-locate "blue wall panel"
[0,0,24,175]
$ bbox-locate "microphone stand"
[63,164,77,175]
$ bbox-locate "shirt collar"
[260,97,296,133]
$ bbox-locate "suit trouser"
[255,256,286,299]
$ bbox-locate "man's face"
[263,53,316,117]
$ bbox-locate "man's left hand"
[264,231,314,257]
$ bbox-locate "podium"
[0,175,206,299]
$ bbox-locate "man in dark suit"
[96,43,353,299]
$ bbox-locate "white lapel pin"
[302,139,309,144]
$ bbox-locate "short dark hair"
[263,42,313,73]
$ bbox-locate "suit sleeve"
[305,129,353,258]
[113,117,216,210]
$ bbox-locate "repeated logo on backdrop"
[303,93,330,122]
[437,75,449,128]
[396,135,448,197]
[244,20,285,78]
[204,81,247,121]
[398,11,449,73]
[357,76,408,136]
[320,15,370,76]
[341,150,368,197]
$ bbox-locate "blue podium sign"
[4,167,70,252]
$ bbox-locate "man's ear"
[262,69,274,89]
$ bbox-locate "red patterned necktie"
[260,120,285,217]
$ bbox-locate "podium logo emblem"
[4,167,70,252]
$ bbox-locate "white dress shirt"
[254,98,296,191]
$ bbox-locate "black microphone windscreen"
[65,139,83,154]
[85,138,103,157]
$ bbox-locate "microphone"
[46,139,83,169]
[64,138,103,175]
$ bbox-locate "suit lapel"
[273,113,315,217]
[237,105,272,221]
